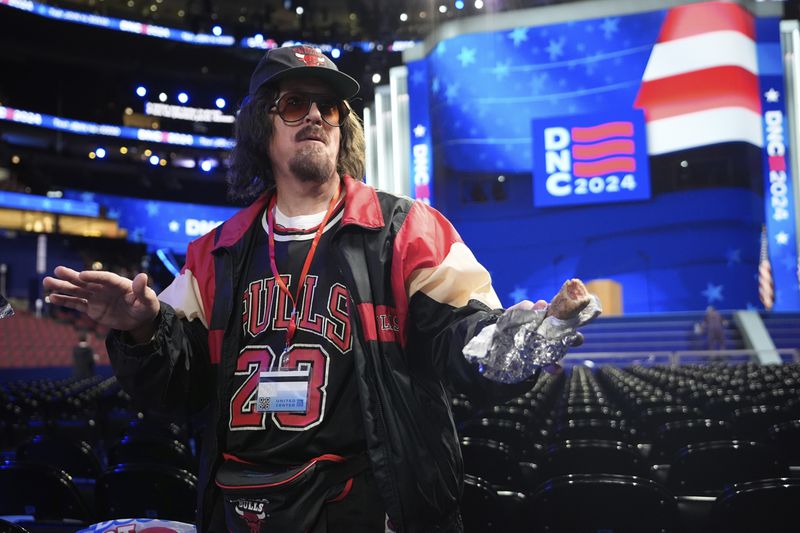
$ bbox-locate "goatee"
[289,144,336,184]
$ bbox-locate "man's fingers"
[131,273,149,300]
[53,266,89,288]
[78,270,128,288]
[43,277,93,299]
[544,363,563,375]
[48,293,89,313]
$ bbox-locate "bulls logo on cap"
[292,45,327,67]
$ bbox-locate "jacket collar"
[212,175,384,252]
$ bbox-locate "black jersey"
[226,200,364,464]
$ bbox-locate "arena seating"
[0,363,798,531]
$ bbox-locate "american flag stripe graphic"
[759,225,774,311]
[635,2,762,155]
[572,139,635,160]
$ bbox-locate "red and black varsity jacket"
[107,176,538,532]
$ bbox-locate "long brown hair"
[226,85,366,204]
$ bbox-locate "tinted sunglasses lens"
[278,94,311,122]
[317,99,342,125]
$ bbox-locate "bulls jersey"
[225,199,364,464]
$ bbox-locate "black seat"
[16,435,104,479]
[733,405,794,441]
[560,405,624,422]
[459,437,522,489]
[666,440,786,496]
[458,418,539,459]
[553,418,638,443]
[649,419,734,462]
[107,435,196,473]
[95,463,197,522]
[767,419,800,466]
[0,461,91,521]
[711,477,800,533]
[530,473,680,532]
[638,405,703,437]
[539,439,647,481]
[0,519,30,533]
[461,474,501,533]
[475,405,535,425]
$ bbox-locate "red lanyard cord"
[267,183,342,349]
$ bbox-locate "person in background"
[72,330,96,379]
[702,305,726,352]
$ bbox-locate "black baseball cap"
[248,45,360,99]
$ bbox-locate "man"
[72,330,96,379]
[44,45,550,532]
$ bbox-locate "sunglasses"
[270,92,350,127]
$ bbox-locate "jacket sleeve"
[106,242,215,415]
[391,201,538,407]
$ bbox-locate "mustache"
[295,126,328,143]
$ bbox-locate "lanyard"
[267,183,342,351]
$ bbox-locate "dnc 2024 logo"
[532,111,651,208]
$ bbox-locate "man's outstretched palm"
[44,266,159,338]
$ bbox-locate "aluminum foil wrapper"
[0,294,13,320]
[463,295,602,383]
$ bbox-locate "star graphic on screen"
[107,209,121,220]
[145,201,159,217]
[701,283,724,304]
[457,47,477,67]
[546,37,566,61]
[508,27,528,46]
[765,88,780,103]
[131,227,145,243]
[80,192,95,203]
[530,73,548,93]
[726,248,741,266]
[413,124,427,138]
[445,82,460,103]
[168,220,181,233]
[492,60,511,81]
[509,286,529,302]
[776,231,789,245]
[436,41,447,56]
[600,17,620,39]
[410,69,425,86]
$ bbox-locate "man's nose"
[305,101,324,123]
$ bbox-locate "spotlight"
[475,0,484,8]
[95,148,106,158]
[331,48,341,59]
[200,159,214,172]
[455,1,464,9]
[439,5,447,13]
[136,86,147,97]
[295,6,304,15]
[372,73,382,84]
[400,13,408,21]
[149,155,160,165]
[178,92,189,104]
[215,97,226,109]
[158,92,167,102]
[120,146,128,154]
[212,25,222,36]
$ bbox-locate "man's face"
[268,78,342,185]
